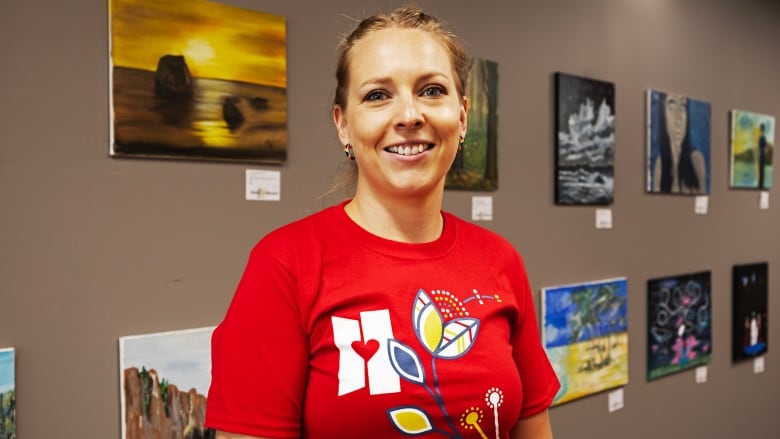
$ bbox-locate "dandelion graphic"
[459,406,487,439]
[484,388,504,439]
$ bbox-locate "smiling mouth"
[385,144,434,156]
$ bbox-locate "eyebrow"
[357,72,451,90]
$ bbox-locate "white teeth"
[387,144,429,156]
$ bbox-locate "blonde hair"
[324,6,468,200]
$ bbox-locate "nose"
[394,95,424,130]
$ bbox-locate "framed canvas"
[542,277,628,405]
[446,57,498,191]
[0,348,14,439]
[647,271,712,380]
[119,326,215,439]
[732,262,768,362]
[109,0,287,163]
[646,89,711,194]
[554,73,615,205]
[730,110,775,190]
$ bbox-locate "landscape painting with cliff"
[119,326,215,439]
[109,0,287,163]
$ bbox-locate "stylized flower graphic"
[388,288,494,438]
[412,288,479,359]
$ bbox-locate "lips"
[385,143,434,156]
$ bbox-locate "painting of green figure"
[542,278,628,406]
[0,348,15,439]
[730,110,775,190]
[446,57,498,191]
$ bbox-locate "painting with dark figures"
[647,271,712,381]
[109,0,287,163]
[646,89,711,195]
[554,73,615,205]
[730,110,775,190]
[732,262,769,362]
[446,57,498,191]
[119,327,216,439]
[542,278,628,406]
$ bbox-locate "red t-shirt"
[206,202,559,438]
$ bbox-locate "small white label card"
[695,366,708,383]
[471,196,493,221]
[595,208,613,229]
[759,191,769,210]
[245,169,280,201]
[608,388,624,413]
[754,356,765,374]
[694,196,709,215]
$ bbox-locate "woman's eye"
[364,90,387,102]
[421,86,445,97]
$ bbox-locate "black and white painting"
[555,73,615,205]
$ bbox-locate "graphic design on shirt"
[331,309,401,396]
[385,288,505,438]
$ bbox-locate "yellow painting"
[542,278,629,406]
[109,0,287,162]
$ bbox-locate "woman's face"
[333,27,467,200]
[664,94,688,148]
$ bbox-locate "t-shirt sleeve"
[205,236,307,438]
[510,253,561,418]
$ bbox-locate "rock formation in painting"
[124,367,214,439]
[154,55,194,99]
[0,390,15,439]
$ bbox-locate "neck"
[345,188,445,243]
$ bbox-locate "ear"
[459,96,469,139]
[333,105,350,146]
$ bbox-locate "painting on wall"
[542,277,628,405]
[109,0,287,163]
[647,271,712,380]
[646,89,711,195]
[0,348,14,439]
[446,57,498,191]
[730,110,775,190]
[732,262,768,362]
[119,326,215,439]
[554,73,615,205]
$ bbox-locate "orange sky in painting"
[110,0,286,88]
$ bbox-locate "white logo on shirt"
[331,309,401,396]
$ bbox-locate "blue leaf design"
[387,338,425,384]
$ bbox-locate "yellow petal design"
[419,303,443,353]
[388,407,434,435]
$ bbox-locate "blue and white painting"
[647,89,711,194]
[542,278,628,405]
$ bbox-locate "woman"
[206,6,559,439]
[651,92,707,194]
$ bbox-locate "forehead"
[347,27,454,77]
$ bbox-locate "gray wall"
[1,0,779,437]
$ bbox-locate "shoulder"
[445,212,522,260]
[250,204,343,259]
